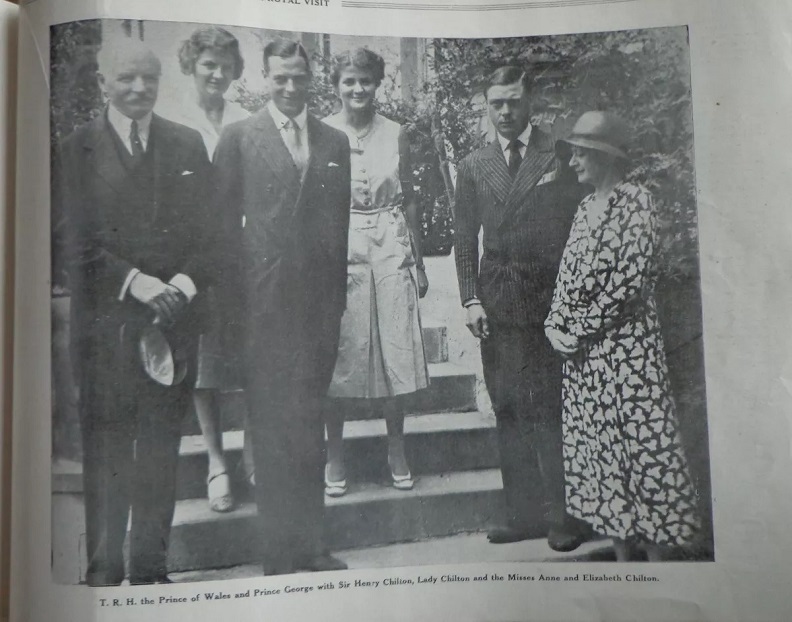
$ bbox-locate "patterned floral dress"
[545,181,699,546]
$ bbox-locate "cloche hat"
[563,111,631,160]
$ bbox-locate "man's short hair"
[484,65,531,99]
[96,39,161,77]
[262,38,311,74]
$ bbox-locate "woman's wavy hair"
[330,48,386,88]
[178,26,245,80]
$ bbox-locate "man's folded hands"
[129,272,189,325]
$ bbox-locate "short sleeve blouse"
[324,112,403,210]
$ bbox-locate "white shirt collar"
[268,100,308,131]
[107,104,153,147]
[496,123,532,153]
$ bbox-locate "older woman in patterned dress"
[545,112,699,561]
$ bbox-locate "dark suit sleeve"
[210,124,246,332]
[453,157,481,304]
[333,133,352,314]
[58,132,136,300]
[177,130,214,290]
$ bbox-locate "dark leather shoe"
[487,525,532,544]
[547,526,587,552]
[296,554,348,572]
[85,571,124,587]
[262,562,296,576]
[129,575,173,585]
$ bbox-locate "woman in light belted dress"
[159,26,253,512]
[323,48,430,495]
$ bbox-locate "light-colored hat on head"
[563,111,631,160]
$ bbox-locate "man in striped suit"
[453,66,587,549]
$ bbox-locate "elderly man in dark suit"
[453,66,587,550]
[212,38,351,575]
[55,40,212,585]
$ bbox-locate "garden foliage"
[50,24,699,276]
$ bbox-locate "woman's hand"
[416,266,429,298]
[545,327,580,357]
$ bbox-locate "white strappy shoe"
[324,464,348,497]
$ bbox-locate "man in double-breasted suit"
[453,66,587,550]
[212,39,351,575]
[55,41,212,585]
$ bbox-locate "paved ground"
[170,533,617,583]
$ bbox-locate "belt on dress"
[350,203,402,216]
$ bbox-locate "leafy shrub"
[50,21,103,147]
[432,28,699,280]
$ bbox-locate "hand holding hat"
[129,273,191,386]
[129,273,189,326]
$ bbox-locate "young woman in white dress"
[323,48,430,495]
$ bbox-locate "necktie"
[284,119,308,176]
[130,120,145,161]
[508,139,522,178]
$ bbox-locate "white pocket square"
[328,162,340,168]
[537,171,556,186]
[181,170,194,176]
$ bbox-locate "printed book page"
[10,0,792,620]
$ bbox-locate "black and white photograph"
[49,19,713,586]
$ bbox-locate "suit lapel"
[497,128,555,230]
[478,141,512,206]
[84,114,136,204]
[295,115,329,210]
[149,114,173,222]
[250,109,301,205]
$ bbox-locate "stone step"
[175,411,498,501]
[52,410,498,498]
[421,321,448,365]
[181,361,477,435]
[170,534,616,583]
[166,469,524,573]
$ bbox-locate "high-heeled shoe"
[388,456,414,490]
[391,470,414,490]
[324,464,348,497]
[207,471,235,513]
